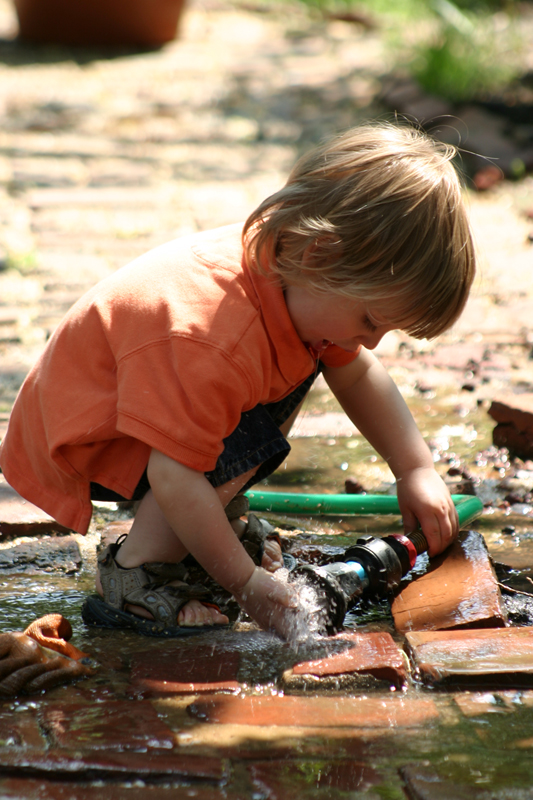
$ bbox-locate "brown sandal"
[81,537,225,636]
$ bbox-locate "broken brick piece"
[287,632,407,689]
[130,645,240,694]
[0,476,70,539]
[489,394,533,460]
[188,694,439,728]
[391,530,507,633]
[406,628,533,687]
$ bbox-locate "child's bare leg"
[227,397,305,572]
[96,466,262,626]
[95,399,306,626]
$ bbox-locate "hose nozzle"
[290,529,428,634]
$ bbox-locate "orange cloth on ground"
[0,224,359,534]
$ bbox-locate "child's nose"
[364,329,387,350]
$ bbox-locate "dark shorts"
[90,368,319,503]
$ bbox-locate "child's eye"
[363,315,377,333]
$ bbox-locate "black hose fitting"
[290,530,428,634]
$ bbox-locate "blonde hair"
[243,122,475,339]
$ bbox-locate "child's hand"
[233,566,299,639]
[396,467,459,557]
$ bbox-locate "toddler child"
[0,122,476,639]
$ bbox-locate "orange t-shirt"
[0,224,359,534]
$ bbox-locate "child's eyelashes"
[363,315,377,333]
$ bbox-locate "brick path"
[2,0,533,796]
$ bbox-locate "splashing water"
[279,571,332,645]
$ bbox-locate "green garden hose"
[245,490,483,529]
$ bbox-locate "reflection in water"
[2,386,533,793]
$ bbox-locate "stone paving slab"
[406,628,533,688]
[282,631,408,690]
[188,694,439,728]
[0,535,81,574]
[130,645,241,695]
[0,475,71,539]
[391,530,507,633]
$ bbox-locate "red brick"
[130,645,240,695]
[493,424,533,460]
[489,394,533,459]
[0,476,70,539]
[391,530,507,633]
[40,700,175,751]
[0,749,225,782]
[489,394,533,433]
[249,758,382,799]
[406,628,533,687]
[288,631,407,688]
[0,711,46,750]
[188,694,439,728]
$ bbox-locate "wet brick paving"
[1,0,533,796]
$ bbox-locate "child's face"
[285,286,394,353]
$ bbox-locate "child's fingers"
[261,539,284,572]
[266,581,298,608]
[417,506,458,557]
[402,508,419,537]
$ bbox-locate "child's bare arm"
[323,349,458,556]
[146,449,297,633]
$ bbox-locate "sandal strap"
[97,542,151,609]
[97,542,216,627]
[122,582,212,625]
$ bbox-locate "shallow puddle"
[2,384,533,795]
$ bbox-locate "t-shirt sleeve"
[114,336,257,473]
[320,343,361,368]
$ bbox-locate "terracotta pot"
[14,0,187,46]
